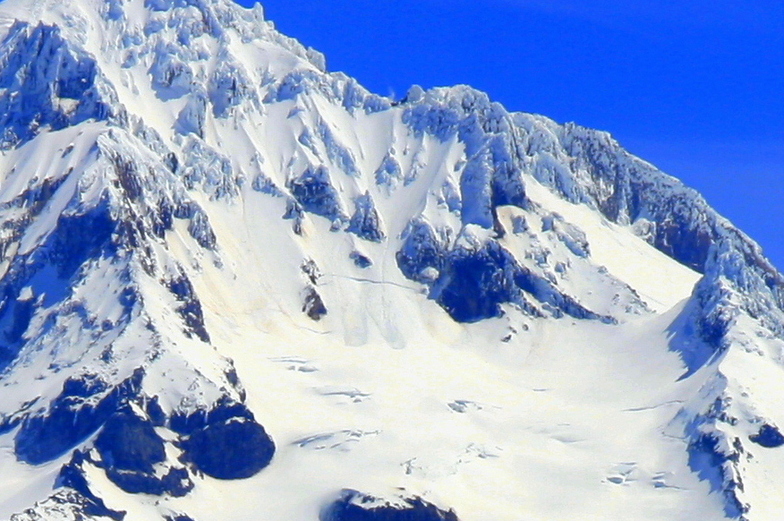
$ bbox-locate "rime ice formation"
[0,0,781,520]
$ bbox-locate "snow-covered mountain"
[0,0,782,519]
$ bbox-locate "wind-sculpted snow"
[0,0,781,520]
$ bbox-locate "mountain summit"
[0,0,781,520]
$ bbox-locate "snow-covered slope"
[0,0,781,520]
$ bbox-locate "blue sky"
[239,0,784,269]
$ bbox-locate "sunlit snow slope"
[0,1,782,520]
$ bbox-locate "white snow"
[0,0,779,520]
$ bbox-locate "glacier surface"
[0,0,780,520]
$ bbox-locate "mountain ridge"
[0,0,781,520]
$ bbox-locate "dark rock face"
[153,197,175,238]
[94,408,166,474]
[170,398,254,434]
[173,400,275,480]
[252,172,285,197]
[111,153,144,200]
[554,126,721,275]
[650,215,713,274]
[374,153,402,188]
[301,259,322,285]
[145,396,167,427]
[303,286,327,321]
[750,424,784,448]
[187,208,217,250]
[168,272,210,343]
[350,251,373,269]
[687,432,746,519]
[289,166,345,223]
[0,21,112,150]
[52,397,283,499]
[397,221,606,324]
[431,242,601,324]
[347,193,385,243]
[433,245,516,323]
[283,198,304,235]
[0,192,120,373]
[56,452,126,521]
[0,294,36,368]
[104,466,193,497]
[45,199,118,280]
[396,220,445,285]
[166,515,196,521]
[321,490,459,521]
[489,157,526,210]
[180,417,274,480]
[44,394,269,498]
[15,370,144,464]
